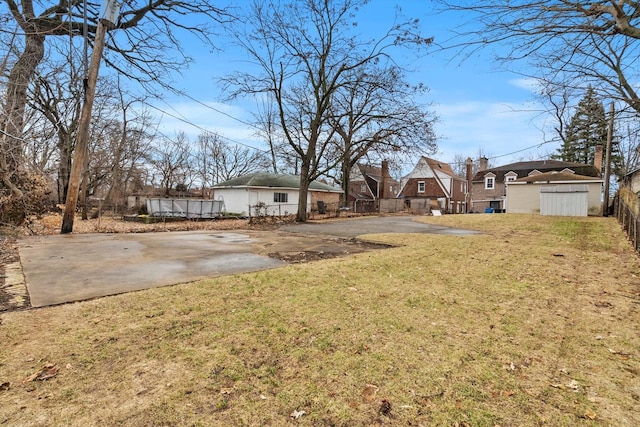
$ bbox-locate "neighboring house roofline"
[213,172,342,193]
[472,160,600,182]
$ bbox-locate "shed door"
[540,185,588,217]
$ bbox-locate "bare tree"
[0,0,231,221]
[194,132,270,193]
[224,0,430,221]
[437,1,640,114]
[26,51,83,203]
[328,64,437,201]
[97,79,156,211]
[252,100,282,174]
[147,132,192,196]
[449,153,470,178]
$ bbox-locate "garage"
[540,185,588,216]
[506,171,603,216]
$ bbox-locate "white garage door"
[540,185,588,217]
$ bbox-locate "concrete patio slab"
[16,216,479,308]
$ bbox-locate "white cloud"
[508,77,542,93]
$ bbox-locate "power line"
[176,90,256,128]
[487,140,554,162]
[141,100,270,154]
[144,85,560,168]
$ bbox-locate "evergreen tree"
[555,87,608,168]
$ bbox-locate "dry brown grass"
[22,213,251,235]
[1,214,639,426]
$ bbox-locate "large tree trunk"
[0,32,46,196]
[57,131,73,203]
[341,160,350,206]
[297,161,311,222]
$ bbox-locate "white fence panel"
[146,199,224,218]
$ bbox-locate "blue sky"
[148,0,557,174]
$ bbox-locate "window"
[360,184,367,192]
[506,176,516,182]
[418,181,425,193]
[273,192,288,203]
[485,177,495,190]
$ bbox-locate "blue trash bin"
[485,207,494,213]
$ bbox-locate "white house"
[212,173,342,216]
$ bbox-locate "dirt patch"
[267,239,391,263]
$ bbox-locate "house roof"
[358,163,383,179]
[472,160,601,182]
[353,163,400,185]
[213,173,342,192]
[398,156,464,197]
[509,171,603,184]
[422,157,460,179]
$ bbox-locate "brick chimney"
[465,157,473,182]
[380,160,390,199]
[594,144,603,174]
[479,156,488,172]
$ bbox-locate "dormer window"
[484,173,496,190]
[485,177,494,189]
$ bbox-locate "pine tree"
[556,87,608,168]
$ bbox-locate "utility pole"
[603,101,614,217]
[61,1,119,233]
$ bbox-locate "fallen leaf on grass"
[552,380,579,392]
[584,410,597,420]
[608,348,631,357]
[22,364,59,383]
[568,380,579,392]
[362,384,378,402]
[491,390,516,398]
[290,409,306,419]
[0,382,10,391]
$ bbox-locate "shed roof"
[213,173,342,192]
[509,171,603,184]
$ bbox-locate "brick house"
[399,157,467,214]
[471,157,602,213]
[348,161,400,212]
